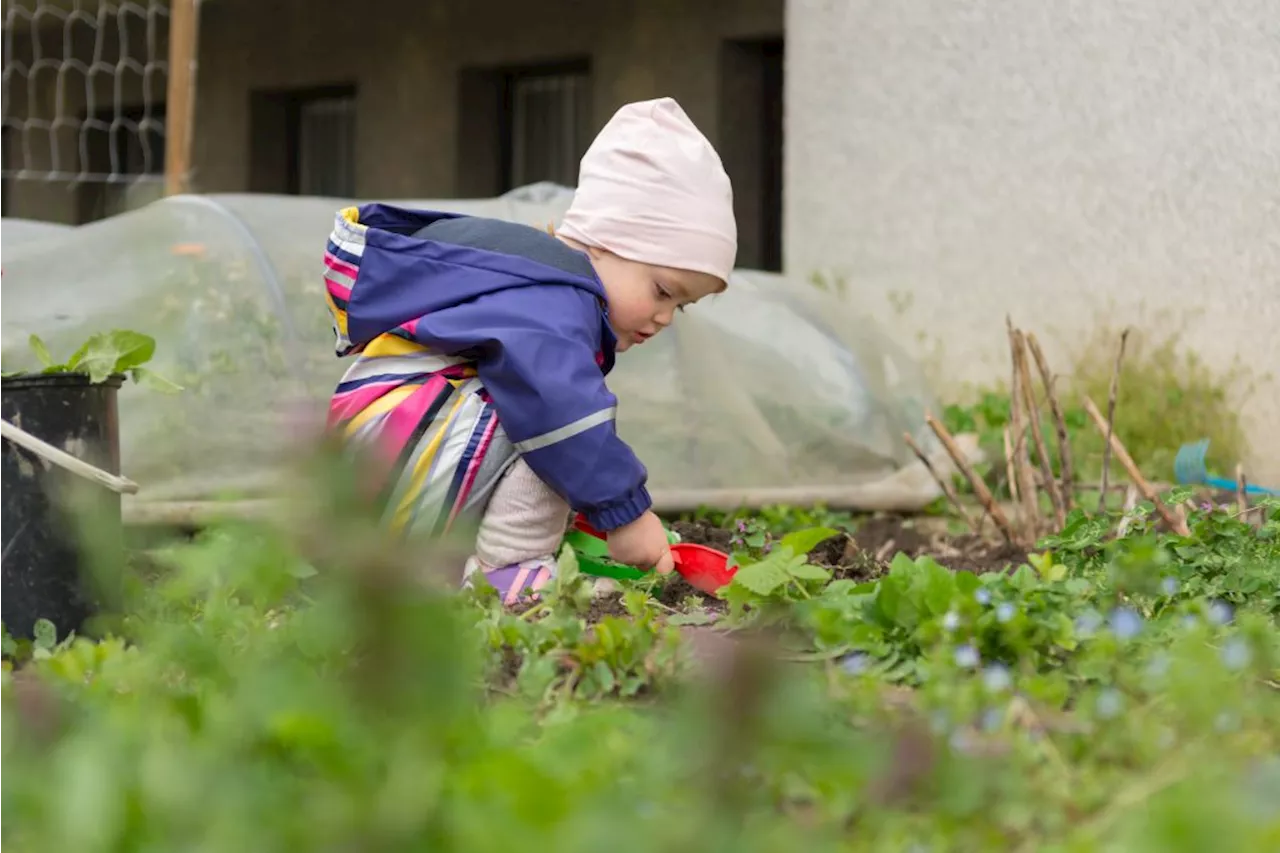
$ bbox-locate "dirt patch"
[849,514,1029,575]
[806,533,885,583]
[851,514,933,558]
[584,591,631,622]
[670,520,734,552]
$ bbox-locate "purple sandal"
[464,556,556,606]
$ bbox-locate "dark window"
[719,38,784,272]
[250,84,357,198]
[457,58,592,196]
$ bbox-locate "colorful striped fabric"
[324,207,520,538]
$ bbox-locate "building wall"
[787,0,1280,481]
[190,0,783,201]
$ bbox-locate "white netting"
[0,185,982,517]
[2,0,169,211]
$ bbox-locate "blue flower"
[981,707,1004,731]
[1144,653,1170,681]
[1208,600,1234,626]
[949,729,978,754]
[840,653,870,675]
[1109,607,1143,640]
[975,588,992,605]
[954,644,980,669]
[942,610,960,631]
[1096,688,1124,719]
[1221,637,1251,671]
[1160,576,1178,596]
[996,602,1015,624]
[982,664,1011,693]
[1074,608,1103,638]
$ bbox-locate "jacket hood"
[327,203,609,351]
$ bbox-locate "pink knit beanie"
[557,97,737,283]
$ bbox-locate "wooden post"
[165,0,199,196]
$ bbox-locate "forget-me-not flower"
[1096,688,1124,719]
[982,664,1011,693]
[1109,607,1143,640]
[1208,600,1234,626]
[954,644,980,669]
[1221,637,1251,671]
[840,652,870,675]
[1075,608,1103,638]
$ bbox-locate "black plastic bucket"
[1,373,125,640]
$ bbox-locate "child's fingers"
[652,548,675,575]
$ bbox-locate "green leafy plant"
[4,330,181,392]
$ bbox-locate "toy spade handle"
[1204,475,1278,496]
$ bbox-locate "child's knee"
[474,458,571,567]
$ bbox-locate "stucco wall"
[787,0,1280,481]
[191,0,783,198]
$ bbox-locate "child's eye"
[655,282,684,311]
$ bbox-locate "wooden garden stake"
[1003,427,1019,505]
[902,432,979,533]
[1235,463,1249,516]
[1081,396,1190,536]
[1116,485,1140,537]
[1025,332,1075,512]
[1006,320,1040,539]
[1097,328,1131,513]
[1016,335,1066,530]
[925,413,1016,544]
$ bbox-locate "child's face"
[587,249,726,352]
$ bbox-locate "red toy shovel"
[669,543,738,595]
[571,513,738,595]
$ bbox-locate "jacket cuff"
[584,486,652,531]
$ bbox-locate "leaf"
[28,334,56,368]
[779,526,840,556]
[76,331,157,383]
[786,562,831,583]
[667,611,716,626]
[732,558,791,597]
[130,367,184,394]
[888,552,917,577]
[555,543,581,590]
[921,563,957,615]
[33,618,57,651]
[288,561,319,579]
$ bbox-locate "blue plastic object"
[1173,439,1277,495]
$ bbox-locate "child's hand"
[607,511,675,574]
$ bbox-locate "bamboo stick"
[925,413,1016,543]
[1081,396,1190,537]
[903,432,979,533]
[1024,333,1075,512]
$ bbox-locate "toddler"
[322,97,736,605]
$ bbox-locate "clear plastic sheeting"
[2,217,72,248]
[1,184,976,520]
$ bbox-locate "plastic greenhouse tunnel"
[0,183,981,526]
